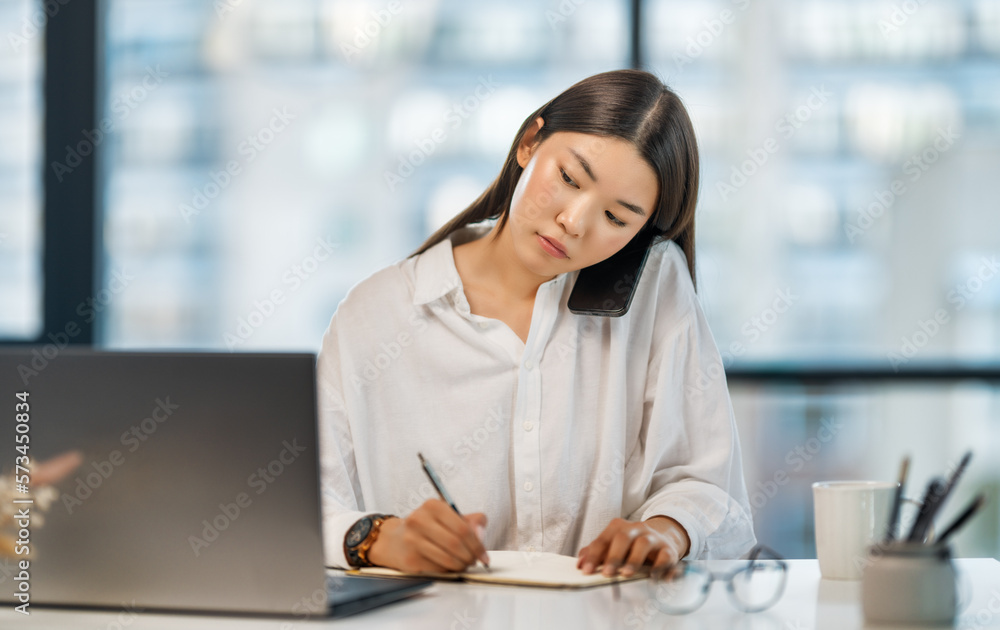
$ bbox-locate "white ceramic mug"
[812,480,896,580]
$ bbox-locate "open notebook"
[348,551,648,589]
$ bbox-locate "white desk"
[2,559,1000,629]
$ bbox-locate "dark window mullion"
[629,0,642,70]
[39,0,102,346]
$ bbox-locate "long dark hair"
[410,69,700,288]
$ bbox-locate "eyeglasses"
[646,545,788,614]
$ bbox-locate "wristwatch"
[344,513,393,567]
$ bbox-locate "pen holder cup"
[861,541,957,626]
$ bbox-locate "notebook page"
[460,551,645,587]
[352,550,646,588]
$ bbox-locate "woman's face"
[505,122,659,281]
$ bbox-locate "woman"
[317,69,755,577]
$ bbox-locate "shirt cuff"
[641,507,703,561]
[324,509,372,569]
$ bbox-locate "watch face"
[346,518,373,547]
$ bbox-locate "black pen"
[935,451,973,518]
[418,452,490,571]
[906,452,974,543]
[907,477,946,542]
[935,494,985,545]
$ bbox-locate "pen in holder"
[861,540,957,626]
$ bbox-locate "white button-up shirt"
[317,225,755,569]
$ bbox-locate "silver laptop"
[0,349,428,617]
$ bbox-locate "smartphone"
[567,229,657,317]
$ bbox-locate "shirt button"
[523,421,533,432]
[478,321,488,329]
[523,481,533,492]
[523,360,533,370]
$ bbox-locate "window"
[0,0,43,339]
[101,0,628,350]
[643,0,1000,364]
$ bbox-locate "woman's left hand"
[576,516,691,577]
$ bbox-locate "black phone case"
[567,231,656,317]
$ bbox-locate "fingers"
[463,512,491,567]
[373,501,489,574]
[464,511,488,533]
[576,537,608,575]
[576,517,625,574]
[621,530,661,577]
[601,524,647,577]
[404,524,473,572]
[651,546,682,574]
[404,500,486,572]
[577,518,682,577]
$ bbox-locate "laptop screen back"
[0,349,328,616]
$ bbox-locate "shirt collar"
[412,224,490,306]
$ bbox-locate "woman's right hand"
[366,499,489,573]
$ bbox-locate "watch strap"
[344,513,392,568]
